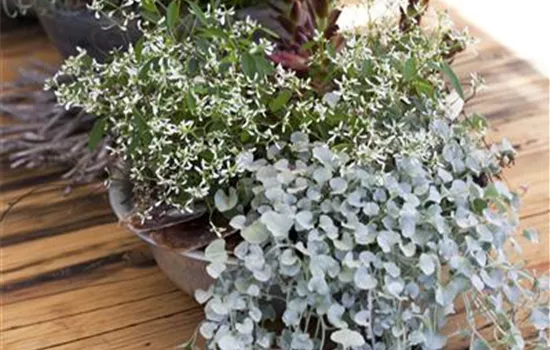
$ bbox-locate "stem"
[462,293,496,350]
[304,310,312,333]
[368,290,375,348]
[319,316,327,350]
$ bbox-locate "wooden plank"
[503,149,549,220]
[0,223,141,284]
[0,24,60,82]
[446,303,542,349]
[47,308,204,350]
[0,248,156,306]
[491,113,549,219]
[0,166,68,193]
[512,210,549,270]
[0,290,194,349]
[0,185,116,245]
[2,266,180,331]
[0,182,110,217]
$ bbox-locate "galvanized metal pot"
[37,7,140,62]
[108,169,214,296]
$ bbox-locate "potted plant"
[51,0,549,348]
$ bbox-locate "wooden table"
[1,15,548,350]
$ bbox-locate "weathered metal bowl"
[35,3,284,63]
[37,7,140,62]
[108,171,215,296]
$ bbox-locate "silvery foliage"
[199,134,549,350]
[51,5,470,218]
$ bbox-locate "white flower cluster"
[200,134,548,350]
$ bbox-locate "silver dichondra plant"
[50,0,549,348]
[202,137,548,349]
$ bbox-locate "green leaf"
[258,26,279,39]
[186,91,196,115]
[240,130,250,142]
[403,57,417,82]
[185,0,207,25]
[138,57,158,79]
[198,26,229,41]
[166,0,180,32]
[361,59,373,77]
[413,79,434,97]
[134,36,144,61]
[141,0,159,15]
[302,40,316,51]
[254,54,275,78]
[468,113,488,131]
[269,90,292,112]
[88,117,107,150]
[472,198,488,215]
[484,184,499,199]
[128,113,149,153]
[141,11,161,23]
[199,149,214,162]
[133,113,148,132]
[440,61,464,98]
[187,57,199,75]
[241,52,256,78]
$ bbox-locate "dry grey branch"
[0,62,111,183]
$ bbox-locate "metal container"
[147,246,213,296]
[37,7,140,62]
[35,3,282,63]
[108,171,214,296]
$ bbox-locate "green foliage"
[440,61,465,98]
[403,57,417,82]
[269,90,292,112]
[166,0,180,33]
[88,117,107,150]
[52,5,471,215]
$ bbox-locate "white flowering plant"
[51,0,468,216]
[50,0,549,349]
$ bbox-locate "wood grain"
[0,12,548,350]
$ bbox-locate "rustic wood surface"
[0,14,548,350]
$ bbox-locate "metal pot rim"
[107,167,213,263]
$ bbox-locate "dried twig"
[1,61,112,183]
